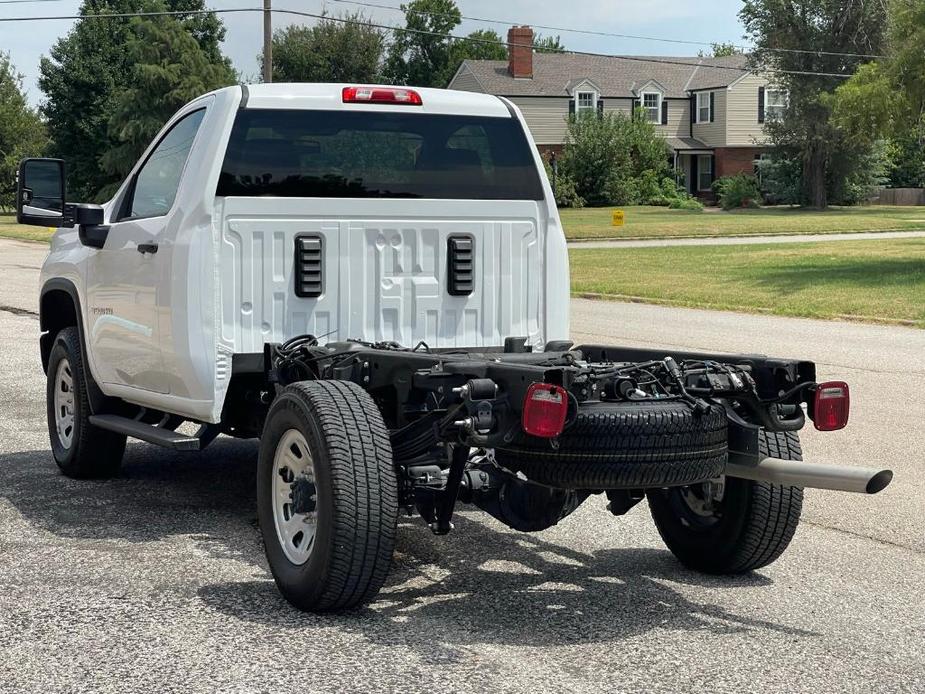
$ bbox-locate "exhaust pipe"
[726,456,893,495]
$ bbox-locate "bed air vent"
[447,235,474,296]
[294,235,323,298]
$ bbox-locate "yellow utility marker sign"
[611,210,625,227]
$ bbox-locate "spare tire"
[495,400,727,489]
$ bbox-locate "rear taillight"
[342,86,423,105]
[813,381,850,431]
[522,383,568,438]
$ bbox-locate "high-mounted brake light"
[522,383,568,438]
[342,86,423,105]
[813,381,850,431]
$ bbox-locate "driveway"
[0,239,922,693]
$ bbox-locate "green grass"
[0,215,55,243]
[560,205,925,241]
[570,238,925,326]
[4,205,925,244]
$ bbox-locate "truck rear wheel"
[647,431,804,574]
[257,380,398,612]
[46,327,126,478]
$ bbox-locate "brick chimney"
[507,25,534,79]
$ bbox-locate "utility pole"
[263,0,273,83]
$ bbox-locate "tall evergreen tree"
[101,14,235,188]
[39,0,232,200]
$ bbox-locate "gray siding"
[726,73,769,146]
[691,89,726,147]
[602,97,633,117]
[449,65,484,92]
[655,98,691,139]
[507,96,570,145]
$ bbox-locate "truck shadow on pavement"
[0,440,814,648]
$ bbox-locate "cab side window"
[123,109,205,220]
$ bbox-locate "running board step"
[89,415,201,451]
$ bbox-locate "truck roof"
[224,83,512,118]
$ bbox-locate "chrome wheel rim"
[272,429,317,565]
[54,358,76,449]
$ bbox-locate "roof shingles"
[454,53,750,98]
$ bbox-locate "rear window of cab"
[216,109,544,200]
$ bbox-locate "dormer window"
[576,90,597,113]
[641,91,662,123]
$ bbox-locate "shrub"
[669,197,704,211]
[558,110,671,206]
[542,153,585,208]
[712,173,762,210]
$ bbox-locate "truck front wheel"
[646,431,804,574]
[46,327,126,478]
[256,380,399,612]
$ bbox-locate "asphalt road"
[0,239,923,693]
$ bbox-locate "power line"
[275,7,857,78]
[325,0,886,60]
[0,6,859,78]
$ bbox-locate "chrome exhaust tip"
[726,456,893,495]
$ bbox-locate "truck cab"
[34,84,569,423]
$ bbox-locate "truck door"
[85,109,206,394]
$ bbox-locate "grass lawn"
[560,205,925,241]
[0,215,54,243]
[570,238,925,326]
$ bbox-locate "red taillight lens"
[813,381,850,431]
[522,383,568,438]
[342,86,423,105]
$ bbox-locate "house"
[447,26,786,197]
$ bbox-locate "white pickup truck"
[17,83,890,612]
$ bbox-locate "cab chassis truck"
[17,84,892,612]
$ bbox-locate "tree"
[101,14,235,186]
[831,0,925,186]
[699,42,742,58]
[0,54,48,210]
[739,0,886,207]
[534,34,566,53]
[383,0,462,87]
[39,0,231,201]
[447,29,507,66]
[263,12,385,83]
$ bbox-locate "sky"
[1,0,750,106]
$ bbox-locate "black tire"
[647,430,804,574]
[257,380,399,612]
[495,400,727,489]
[46,327,126,478]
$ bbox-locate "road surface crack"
[0,305,38,319]
[803,519,922,555]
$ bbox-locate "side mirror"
[17,158,67,227]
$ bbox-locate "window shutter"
[597,99,604,119]
[568,99,575,117]
[690,95,696,126]
[709,92,715,123]
[758,86,765,123]
[710,155,716,186]
[661,100,668,125]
